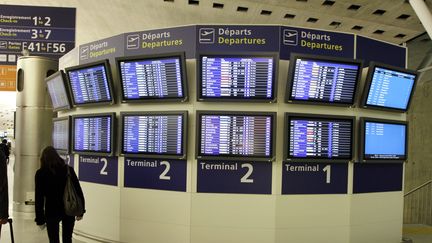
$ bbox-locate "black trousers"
[46,216,75,243]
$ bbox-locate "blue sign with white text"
[353,163,403,193]
[78,155,118,186]
[282,162,348,194]
[197,160,272,194]
[0,4,76,65]
[79,34,124,64]
[280,26,355,59]
[196,25,280,53]
[124,26,196,58]
[124,158,187,191]
[356,35,406,68]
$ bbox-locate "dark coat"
[35,165,85,225]
[0,150,7,219]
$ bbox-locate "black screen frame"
[359,117,408,163]
[360,62,418,113]
[52,116,71,155]
[120,110,188,159]
[46,70,72,112]
[65,59,115,107]
[285,53,363,106]
[283,113,355,163]
[72,112,116,156]
[116,52,188,103]
[195,110,276,162]
[197,52,279,103]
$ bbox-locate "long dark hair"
[40,146,66,174]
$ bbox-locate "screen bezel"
[360,61,418,112]
[283,113,355,162]
[359,117,408,163]
[195,110,276,162]
[46,70,72,112]
[285,53,363,106]
[116,52,188,103]
[197,52,279,103]
[71,112,116,156]
[120,110,188,159]
[65,59,115,107]
[52,116,71,155]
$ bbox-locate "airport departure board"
[122,112,186,158]
[197,112,275,161]
[73,114,113,154]
[52,117,70,153]
[287,55,361,105]
[364,64,417,111]
[363,120,406,160]
[118,54,186,101]
[286,114,353,160]
[46,71,71,111]
[66,60,113,105]
[199,54,276,101]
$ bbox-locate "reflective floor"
[2,156,432,243]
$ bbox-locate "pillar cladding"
[14,56,58,213]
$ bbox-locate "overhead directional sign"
[0,4,76,90]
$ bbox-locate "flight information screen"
[73,115,112,153]
[46,72,70,111]
[198,113,274,158]
[122,113,185,156]
[287,116,353,159]
[67,62,112,105]
[365,66,416,110]
[289,57,360,104]
[53,118,69,152]
[200,55,275,100]
[119,56,185,100]
[364,121,406,159]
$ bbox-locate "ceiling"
[159,0,428,45]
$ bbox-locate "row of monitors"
[46,52,418,113]
[53,111,407,163]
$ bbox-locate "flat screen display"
[285,114,354,161]
[121,111,187,159]
[52,117,70,154]
[198,53,277,102]
[196,111,276,161]
[362,62,417,112]
[72,113,114,155]
[361,118,407,161]
[66,60,114,106]
[117,53,187,102]
[286,53,362,105]
[46,71,71,111]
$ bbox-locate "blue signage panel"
[79,34,124,64]
[196,25,280,53]
[282,162,348,194]
[356,36,406,68]
[197,160,272,194]
[124,26,196,58]
[353,163,403,193]
[78,155,118,186]
[0,4,76,65]
[124,158,187,192]
[280,26,355,59]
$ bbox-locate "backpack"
[63,166,84,216]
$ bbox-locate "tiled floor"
[403,224,432,243]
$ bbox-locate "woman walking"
[35,146,85,243]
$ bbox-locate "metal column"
[14,56,57,212]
